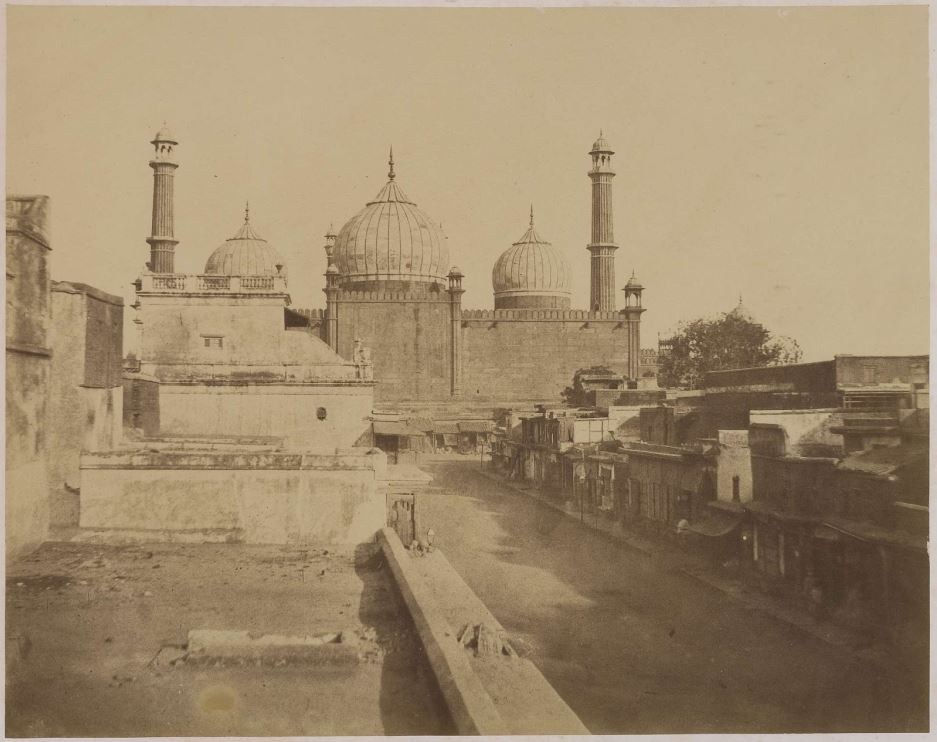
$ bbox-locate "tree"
[657,312,802,389]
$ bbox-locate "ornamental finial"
[529,203,534,227]
[244,201,250,224]
[388,146,395,180]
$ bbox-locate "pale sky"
[6,5,929,360]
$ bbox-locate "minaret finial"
[388,146,395,180]
[244,201,250,224]
[529,203,534,227]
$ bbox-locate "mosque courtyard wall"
[460,310,635,401]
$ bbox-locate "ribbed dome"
[331,152,449,288]
[492,208,571,310]
[590,130,612,153]
[204,213,285,277]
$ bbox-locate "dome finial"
[388,146,395,180]
[529,203,534,227]
[244,200,250,224]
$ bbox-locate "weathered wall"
[158,382,373,448]
[461,310,633,402]
[749,409,843,457]
[6,196,52,559]
[333,292,452,401]
[138,295,359,381]
[835,355,929,386]
[122,373,161,436]
[48,284,124,528]
[79,448,387,544]
[715,430,753,503]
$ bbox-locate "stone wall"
[461,311,633,402]
[158,381,373,448]
[48,283,125,527]
[715,430,753,504]
[79,447,387,544]
[6,196,52,559]
[333,292,453,402]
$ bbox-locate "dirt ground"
[6,540,453,737]
[420,460,929,734]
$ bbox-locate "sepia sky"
[6,5,929,360]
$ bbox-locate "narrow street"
[418,460,927,734]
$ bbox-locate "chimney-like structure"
[146,125,179,273]
[587,131,617,312]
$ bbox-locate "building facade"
[131,129,375,447]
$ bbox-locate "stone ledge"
[378,528,508,735]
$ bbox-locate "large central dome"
[332,151,449,289]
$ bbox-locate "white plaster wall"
[159,383,373,449]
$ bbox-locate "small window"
[316,407,327,421]
[861,364,878,383]
[202,336,223,349]
[732,475,741,502]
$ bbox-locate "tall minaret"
[146,125,179,273]
[587,130,617,312]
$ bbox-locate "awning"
[407,417,435,433]
[686,510,743,538]
[435,422,460,435]
[458,420,494,434]
[373,421,426,437]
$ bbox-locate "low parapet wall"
[378,527,589,735]
[79,447,387,545]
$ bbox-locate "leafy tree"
[658,312,802,389]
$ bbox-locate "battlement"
[334,288,450,303]
[289,307,327,321]
[461,308,626,322]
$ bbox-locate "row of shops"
[371,417,495,463]
[488,423,928,642]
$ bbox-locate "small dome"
[492,208,571,309]
[332,151,449,288]
[625,271,643,289]
[729,295,754,322]
[204,213,285,277]
[152,124,177,144]
[325,264,340,275]
[448,265,463,277]
[590,130,613,154]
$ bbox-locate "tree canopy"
[657,312,802,390]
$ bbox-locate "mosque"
[133,126,647,411]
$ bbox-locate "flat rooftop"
[6,541,453,736]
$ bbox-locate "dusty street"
[419,459,928,734]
